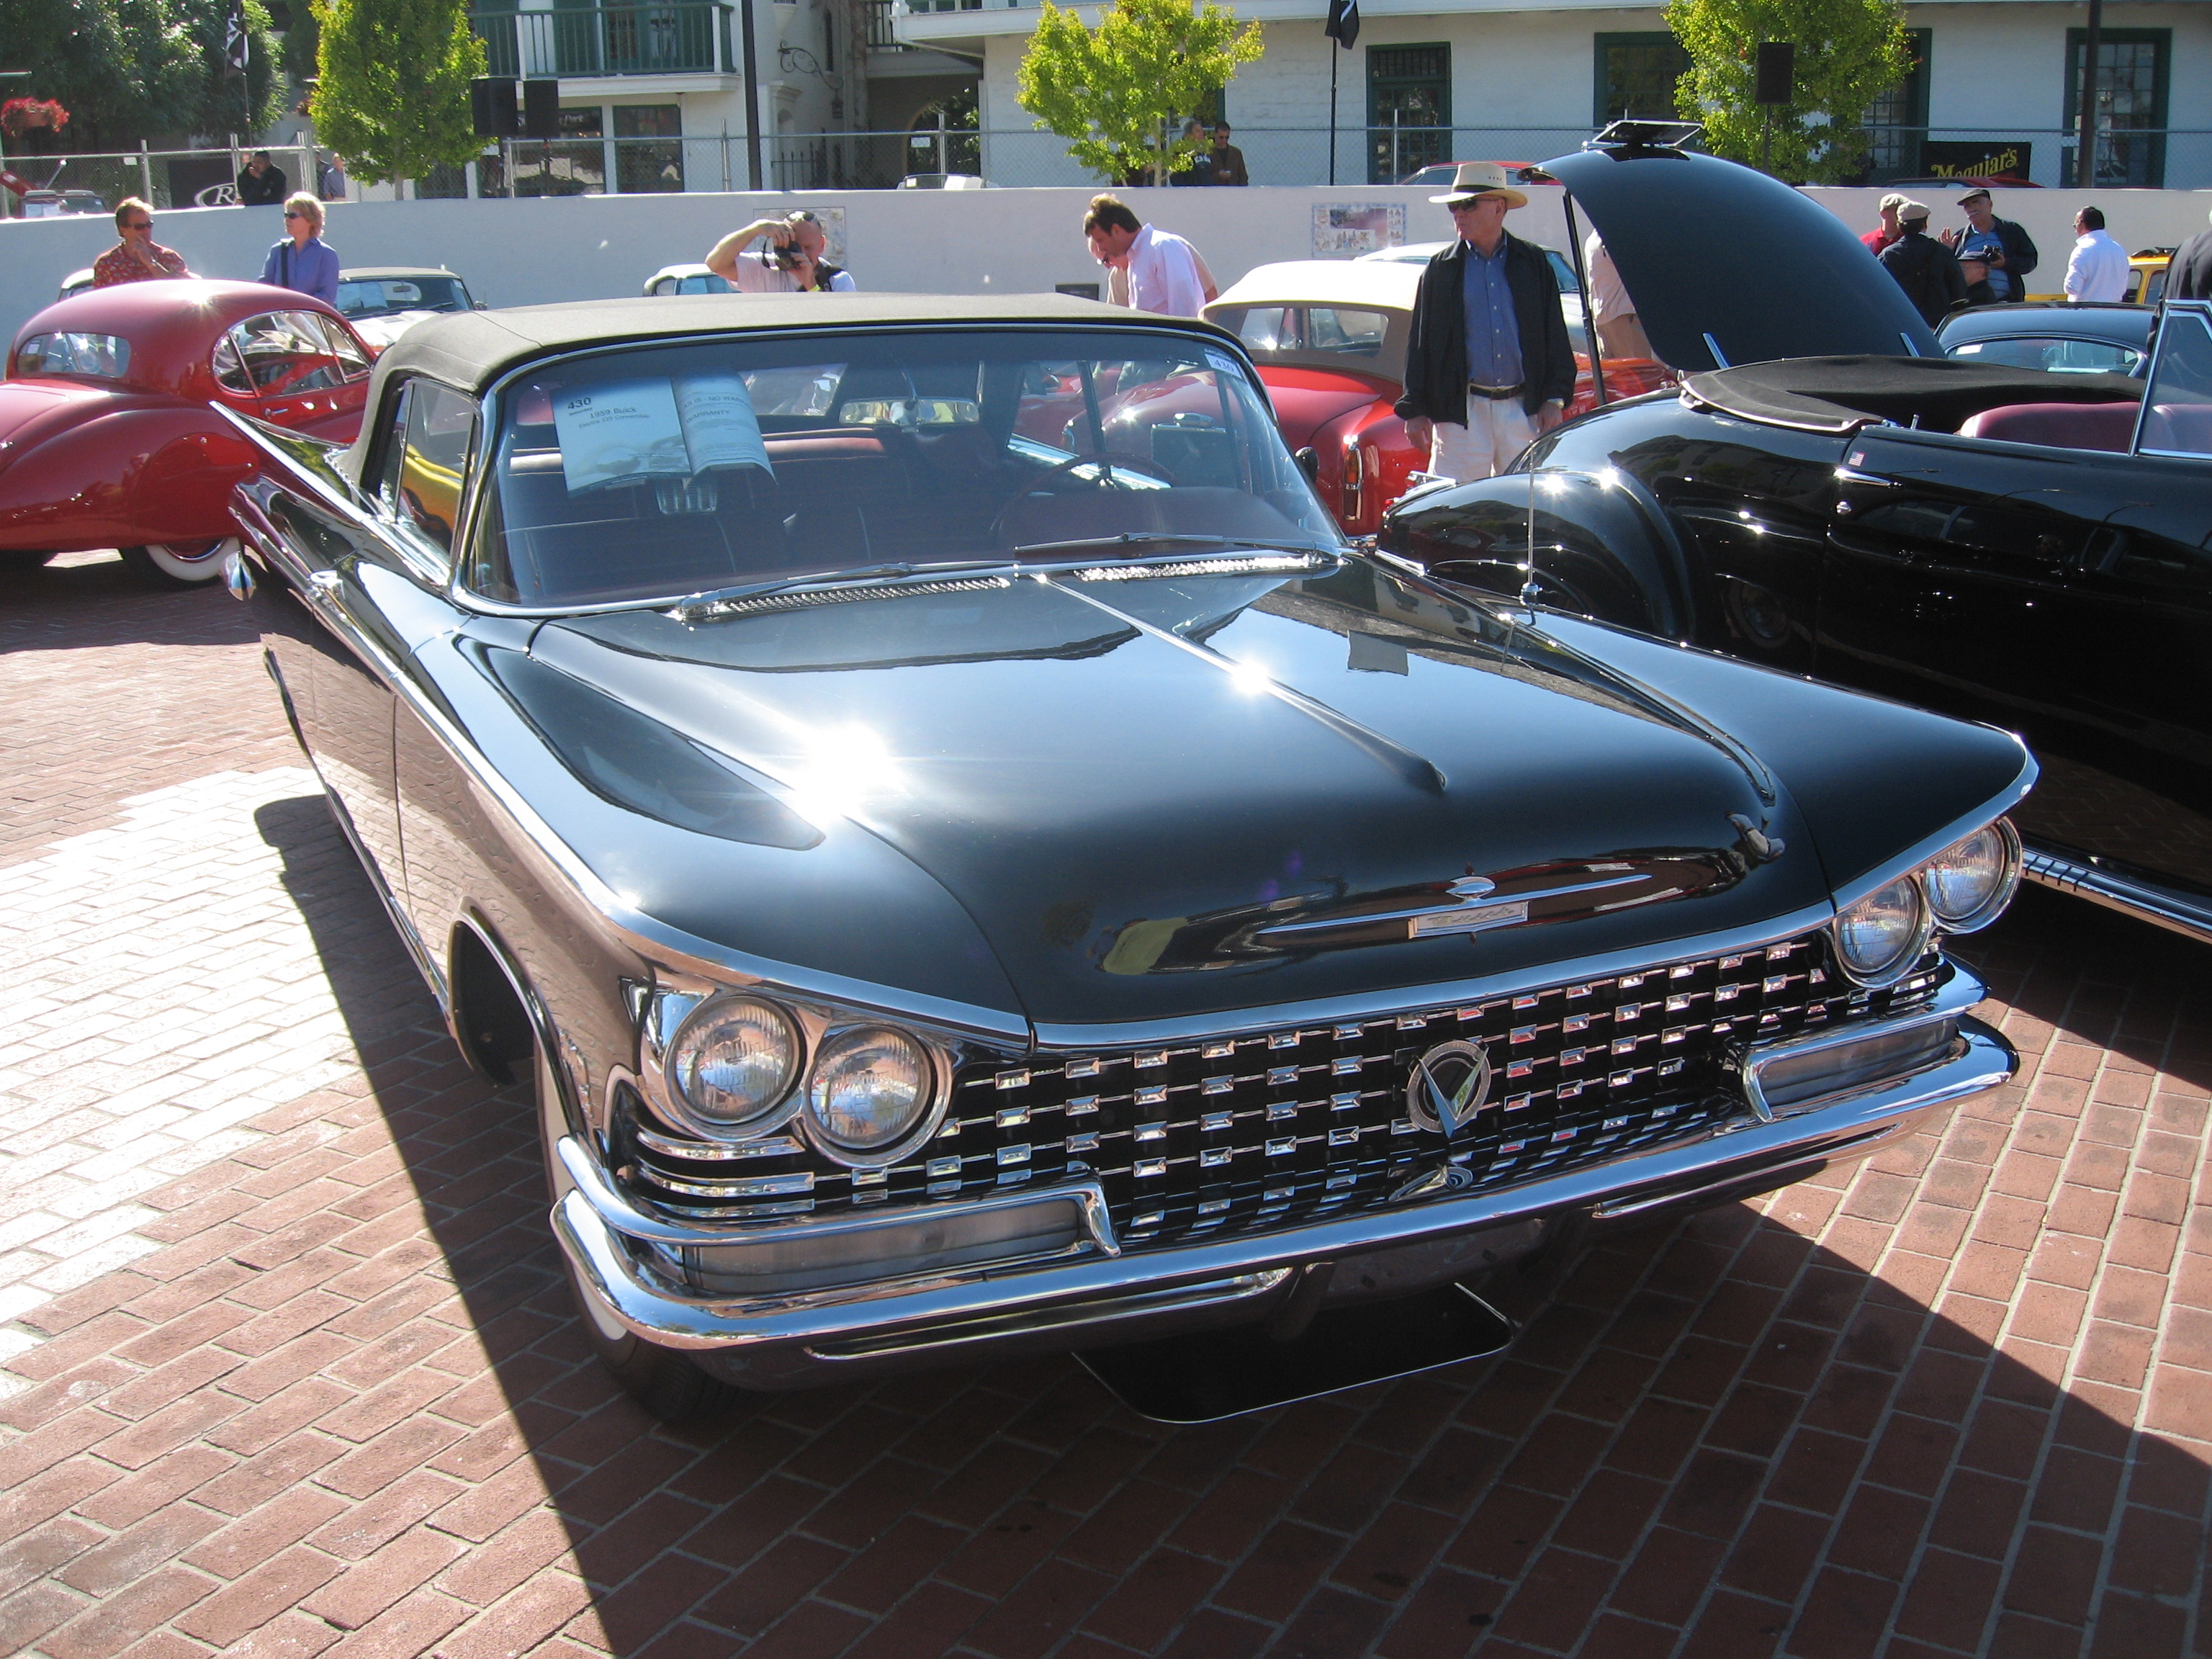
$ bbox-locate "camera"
[770,235,802,269]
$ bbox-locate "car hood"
[1540,145,1940,373]
[532,558,1854,1031]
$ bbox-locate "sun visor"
[1539,145,1941,373]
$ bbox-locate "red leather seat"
[1956,400,2140,451]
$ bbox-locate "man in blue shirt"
[1395,163,1575,484]
[260,193,340,307]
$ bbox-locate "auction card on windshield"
[554,378,691,493]
[673,374,773,477]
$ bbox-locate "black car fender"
[1381,465,1696,642]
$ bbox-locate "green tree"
[1665,0,1911,183]
[1016,0,1262,186]
[0,0,276,149]
[309,0,485,189]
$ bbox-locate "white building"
[895,0,2212,189]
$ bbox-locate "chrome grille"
[620,934,1947,1244]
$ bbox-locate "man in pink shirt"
[1083,195,1207,318]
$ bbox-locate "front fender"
[1381,467,1695,641]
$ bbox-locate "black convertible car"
[220,292,2023,1420]
[1386,134,2212,945]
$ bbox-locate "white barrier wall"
[4,183,2209,349]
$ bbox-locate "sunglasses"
[125,220,152,230]
[284,210,310,220]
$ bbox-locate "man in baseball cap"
[1861,191,1911,256]
[1941,185,2037,303]
[1395,163,1575,484]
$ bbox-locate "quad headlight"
[1829,816,2022,986]
[806,1027,937,1154]
[667,997,801,1132]
[652,992,948,1161]
[1918,819,2020,932]
[1832,876,1931,987]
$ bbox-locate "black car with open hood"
[223,289,2024,1421]
[1388,132,2212,956]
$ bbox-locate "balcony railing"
[471,4,734,78]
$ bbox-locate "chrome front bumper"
[552,969,2012,1388]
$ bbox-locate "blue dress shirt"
[1460,238,1524,389]
[261,236,341,307]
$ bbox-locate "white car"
[1356,240,1587,339]
[642,263,732,297]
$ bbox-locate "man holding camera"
[704,210,856,292]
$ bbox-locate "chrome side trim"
[1737,966,1981,1122]
[2023,846,2212,947]
[554,997,2013,1356]
[806,1271,1295,1361]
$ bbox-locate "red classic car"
[3,280,375,585]
[1203,260,1675,534]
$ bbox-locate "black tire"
[120,538,235,589]
[532,1035,741,1423]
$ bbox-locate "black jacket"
[1395,231,1575,423]
[237,164,289,206]
[1881,230,1968,326]
[2170,228,2212,301]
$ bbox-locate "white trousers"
[1430,398,1541,484]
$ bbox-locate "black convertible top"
[1681,354,2144,435]
[368,291,1228,398]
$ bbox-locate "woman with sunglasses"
[259,193,340,307]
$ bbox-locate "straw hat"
[1429,161,1529,209]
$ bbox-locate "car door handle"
[1835,467,1895,489]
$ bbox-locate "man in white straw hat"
[1395,161,1575,485]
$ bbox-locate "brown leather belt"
[1468,382,1524,399]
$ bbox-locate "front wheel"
[120,536,238,589]
[534,1036,740,1423]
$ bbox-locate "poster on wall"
[1917,141,2033,184]
[1312,204,1405,258]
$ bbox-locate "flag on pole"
[225,1,248,74]
[1323,0,1358,49]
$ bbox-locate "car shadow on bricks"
[0,556,270,657]
[3,804,2207,1658]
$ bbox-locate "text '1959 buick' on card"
[220,290,2027,1422]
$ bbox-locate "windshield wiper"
[1010,532,1343,557]
[669,559,1019,621]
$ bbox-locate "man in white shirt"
[2063,206,2129,303]
[704,210,858,292]
[1583,232,1653,361]
[1083,194,1206,318]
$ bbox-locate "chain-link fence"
[0,143,324,217]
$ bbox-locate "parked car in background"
[1385,131,2212,947]
[1208,259,1673,534]
[2,279,374,585]
[336,266,483,354]
[897,172,990,189]
[58,267,94,302]
[222,291,2023,1423]
[2024,249,2170,306]
[1397,161,1547,190]
[1937,301,2153,377]
[643,263,732,297]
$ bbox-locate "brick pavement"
[1,553,2208,1659]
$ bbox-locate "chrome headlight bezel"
[639,980,953,1164]
[801,1023,948,1168]
[662,994,805,1141]
[1829,874,1933,989]
[1917,818,2021,933]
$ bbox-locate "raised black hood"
[498,557,2013,1033]
[1542,143,1941,373]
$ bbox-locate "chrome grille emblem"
[1406,1038,1495,1136]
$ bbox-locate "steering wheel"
[990,451,1176,546]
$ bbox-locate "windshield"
[466,328,1342,608]
[336,275,470,318]
[1947,335,2144,376]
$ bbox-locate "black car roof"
[1683,354,2142,434]
[1936,302,2154,349]
[370,292,1215,398]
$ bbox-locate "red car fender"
[0,402,259,553]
